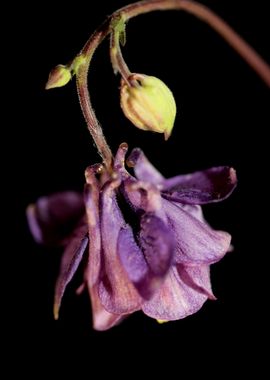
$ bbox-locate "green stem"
[110,18,131,85]
[76,0,270,167]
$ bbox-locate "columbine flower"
[27,143,236,330]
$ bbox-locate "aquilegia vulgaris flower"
[27,144,237,330]
[27,0,270,330]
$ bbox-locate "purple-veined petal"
[177,264,216,300]
[88,284,125,331]
[142,266,208,321]
[179,204,204,222]
[54,224,88,319]
[173,205,236,254]
[139,213,174,277]
[174,206,234,258]
[162,166,237,204]
[99,178,142,314]
[163,199,231,265]
[27,191,85,246]
[127,148,164,185]
[117,226,151,298]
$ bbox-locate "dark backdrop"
[8,0,269,375]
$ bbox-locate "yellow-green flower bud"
[45,64,72,90]
[120,74,176,140]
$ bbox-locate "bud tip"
[45,64,72,90]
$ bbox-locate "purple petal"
[88,284,125,331]
[98,178,142,314]
[139,213,174,277]
[118,224,173,300]
[54,224,89,319]
[84,169,125,329]
[163,199,231,265]
[83,165,104,287]
[124,179,165,216]
[118,181,175,298]
[117,226,151,298]
[127,148,164,184]
[27,191,84,246]
[142,266,208,320]
[179,204,204,222]
[54,166,102,320]
[162,167,237,204]
[124,181,174,277]
[177,264,216,300]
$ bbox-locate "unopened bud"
[45,64,72,90]
[120,74,176,140]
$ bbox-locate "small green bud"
[120,74,176,140]
[45,64,72,90]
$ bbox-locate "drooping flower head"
[26,0,270,330]
[27,144,236,330]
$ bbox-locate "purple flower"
[27,143,237,330]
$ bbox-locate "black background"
[8,0,269,374]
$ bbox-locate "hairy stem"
[110,19,131,85]
[76,0,270,167]
[76,19,113,169]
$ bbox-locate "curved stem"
[110,28,132,85]
[76,19,113,169]
[121,0,270,86]
[76,0,270,167]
